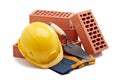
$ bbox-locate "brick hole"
[53,12,58,16]
[83,22,86,24]
[94,44,96,47]
[59,14,63,17]
[90,37,93,39]
[104,44,106,47]
[93,35,97,38]
[45,11,48,13]
[36,11,42,15]
[100,45,103,48]
[51,14,56,16]
[43,11,49,16]
[62,14,66,17]
[54,12,60,16]
[65,15,68,17]
[101,37,103,40]
[90,24,93,27]
[85,25,89,28]
[93,31,97,34]
[96,38,100,41]
[82,18,85,21]
[59,13,63,17]
[94,26,98,29]
[83,14,87,16]
[62,13,66,16]
[86,21,90,24]
[46,12,51,15]
[36,13,39,15]
[91,16,93,18]
[52,12,58,16]
[61,13,67,17]
[95,47,99,50]
[39,11,44,14]
[97,34,101,37]
[96,42,100,45]
[39,12,44,15]
[58,12,62,16]
[38,10,41,13]
[87,12,91,15]
[92,40,96,43]
[66,15,69,17]
[34,11,40,15]
[91,19,94,22]
[58,13,64,17]
[80,15,82,17]
[41,11,48,15]
[94,23,96,25]
[90,28,93,31]
[34,10,39,14]
[43,13,47,16]
[97,30,99,33]
[87,29,89,31]
[89,32,92,35]
[64,12,68,15]
[49,11,53,14]
[63,13,69,17]
[70,26,74,29]
[101,41,104,44]
[50,12,55,16]
[56,12,62,17]
[86,17,90,19]
[67,13,72,17]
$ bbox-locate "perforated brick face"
[71,10,108,54]
[32,10,73,18]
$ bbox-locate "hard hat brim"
[18,40,63,69]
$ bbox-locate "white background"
[0,0,119,80]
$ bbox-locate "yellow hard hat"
[18,22,63,68]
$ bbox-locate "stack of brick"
[29,10,78,43]
[29,10,108,55]
[13,10,108,75]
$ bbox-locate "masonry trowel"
[48,22,91,60]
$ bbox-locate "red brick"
[71,10,108,54]
[29,10,78,43]
[13,43,24,58]
[30,10,75,30]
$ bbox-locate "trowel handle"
[48,22,67,37]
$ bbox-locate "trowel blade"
[64,44,91,60]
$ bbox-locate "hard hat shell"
[18,22,63,68]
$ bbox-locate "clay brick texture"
[29,10,78,42]
[71,10,108,54]
[30,10,74,30]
